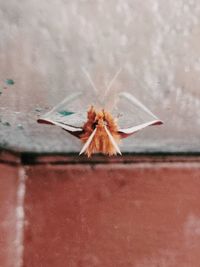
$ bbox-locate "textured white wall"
[0,0,199,152]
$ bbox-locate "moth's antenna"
[104,125,122,155]
[79,128,97,155]
[82,67,98,93]
[105,68,122,96]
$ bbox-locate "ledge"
[1,149,200,166]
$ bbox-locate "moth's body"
[37,71,163,157]
[80,106,120,157]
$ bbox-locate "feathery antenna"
[82,67,98,93]
[105,68,122,96]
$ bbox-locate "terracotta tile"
[0,164,19,267]
[24,163,200,267]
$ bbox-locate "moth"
[38,70,163,157]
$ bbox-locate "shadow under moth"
[38,70,163,157]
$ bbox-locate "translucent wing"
[37,92,88,134]
[113,91,163,135]
[118,120,162,135]
[119,92,158,119]
[41,119,83,132]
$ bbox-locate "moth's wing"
[38,118,83,132]
[37,91,88,135]
[104,126,121,155]
[113,91,163,136]
[79,128,97,155]
[43,92,83,117]
[118,120,162,135]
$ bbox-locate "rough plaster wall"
[0,0,199,152]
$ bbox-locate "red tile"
[24,162,200,267]
[0,164,19,267]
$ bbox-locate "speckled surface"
[0,0,199,153]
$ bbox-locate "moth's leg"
[104,125,122,155]
[79,128,97,155]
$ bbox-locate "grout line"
[23,161,200,171]
[15,167,27,267]
[20,155,200,165]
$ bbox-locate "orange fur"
[80,106,120,157]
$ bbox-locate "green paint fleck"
[5,79,15,85]
[35,107,43,112]
[58,110,74,116]
[2,121,11,126]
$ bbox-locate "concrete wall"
[0,0,200,153]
